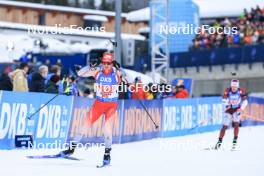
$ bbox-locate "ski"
[204,147,214,150]
[231,146,238,151]
[27,153,80,161]
[96,164,111,168]
[62,156,81,161]
[204,145,238,151]
[204,146,217,150]
[27,154,61,159]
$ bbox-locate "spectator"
[233,33,240,46]
[63,75,79,96]
[9,62,29,92]
[45,59,51,69]
[244,35,252,44]
[146,83,155,100]
[68,76,79,96]
[131,77,148,100]
[45,75,60,94]
[45,65,61,84]
[46,65,66,94]
[155,83,171,99]
[0,73,13,91]
[190,6,264,50]
[252,31,260,43]
[29,65,48,92]
[3,64,12,73]
[174,85,189,98]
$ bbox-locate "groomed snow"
[0,125,263,176]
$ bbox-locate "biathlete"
[61,52,121,166]
[215,79,248,150]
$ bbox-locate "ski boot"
[232,137,238,150]
[103,148,111,166]
[60,142,77,157]
[214,138,222,150]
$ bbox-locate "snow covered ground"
[1,126,263,176]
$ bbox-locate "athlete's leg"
[62,100,104,156]
[72,100,104,142]
[215,113,232,149]
[220,113,232,138]
[104,104,117,148]
[232,112,241,147]
[102,102,118,165]
[85,100,105,127]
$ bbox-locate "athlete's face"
[231,86,238,92]
[102,61,113,72]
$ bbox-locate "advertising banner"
[0,91,73,149]
[121,99,163,143]
[1,90,264,149]
[242,96,264,126]
[162,97,223,137]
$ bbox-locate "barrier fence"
[0,90,263,149]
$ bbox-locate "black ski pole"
[122,75,159,129]
[137,99,159,129]
[27,93,59,119]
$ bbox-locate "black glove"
[90,58,101,68]
[225,105,232,109]
[112,60,120,69]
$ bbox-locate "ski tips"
[97,164,111,168]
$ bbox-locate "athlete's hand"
[236,108,242,115]
[90,58,102,68]
[225,105,232,111]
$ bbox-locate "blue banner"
[121,99,162,143]
[0,91,73,149]
[150,0,199,53]
[242,96,264,126]
[1,90,264,149]
[170,44,264,67]
[162,97,223,137]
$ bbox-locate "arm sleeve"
[222,88,230,107]
[223,87,229,99]
[241,99,248,110]
[77,66,100,77]
[240,88,248,110]
[116,70,122,84]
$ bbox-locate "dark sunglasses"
[102,62,112,65]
